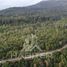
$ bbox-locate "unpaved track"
[0,44,67,64]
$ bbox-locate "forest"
[0,0,67,67]
[0,16,67,67]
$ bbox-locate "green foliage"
[0,18,67,67]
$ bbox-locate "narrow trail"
[0,44,67,64]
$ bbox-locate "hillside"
[0,18,67,67]
[0,0,67,17]
[0,0,67,67]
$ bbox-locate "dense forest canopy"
[0,18,67,67]
[0,0,67,67]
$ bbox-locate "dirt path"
[0,44,67,64]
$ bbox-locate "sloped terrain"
[0,0,67,17]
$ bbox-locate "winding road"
[0,44,67,64]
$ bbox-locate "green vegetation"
[0,1,67,66]
[0,18,67,67]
